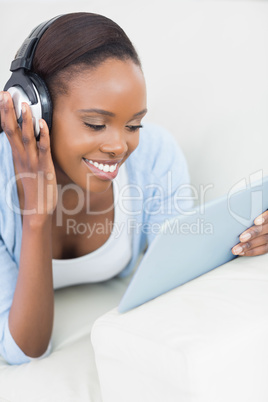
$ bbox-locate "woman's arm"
[0,91,57,359]
[9,215,54,357]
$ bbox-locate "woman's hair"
[32,12,141,100]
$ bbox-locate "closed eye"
[84,123,105,131]
[126,125,143,132]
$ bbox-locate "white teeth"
[85,159,117,173]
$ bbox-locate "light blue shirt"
[0,123,193,364]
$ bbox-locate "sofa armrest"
[91,254,268,402]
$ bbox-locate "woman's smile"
[82,157,121,180]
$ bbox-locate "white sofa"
[1,1,268,401]
[1,253,268,402]
[0,276,132,402]
[92,255,268,402]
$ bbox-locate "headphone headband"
[10,15,61,72]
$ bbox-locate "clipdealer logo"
[227,171,264,227]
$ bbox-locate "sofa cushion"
[92,254,268,402]
[0,276,131,402]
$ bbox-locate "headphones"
[4,15,61,138]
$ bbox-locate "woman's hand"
[232,210,268,257]
[0,91,58,219]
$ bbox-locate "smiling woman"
[0,12,193,365]
[1,9,268,373]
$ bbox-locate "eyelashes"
[84,123,143,132]
[84,123,105,131]
[126,125,143,132]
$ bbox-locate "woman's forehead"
[56,58,147,109]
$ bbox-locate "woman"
[0,12,267,365]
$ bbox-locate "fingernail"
[233,246,243,255]
[3,94,8,104]
[39,120,43,129]
[0,92,3,102]
[240,232,251,241]
[255,217,264,225]
[22,104,27,114]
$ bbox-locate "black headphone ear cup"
[4,70,52,138]
[3,16,61,137]
[0,90,22,133]
[7,85,38,133]
[28,72,53,131]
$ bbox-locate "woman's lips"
[82,158,120,180]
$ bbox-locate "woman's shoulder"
[0,132,12,167]
[127,122,187,178]
[138,122,179,151]
[0,133,13,182]
[0,133,14,212]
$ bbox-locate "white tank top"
[52,164,132,289]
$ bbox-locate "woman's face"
[50,58,147,194]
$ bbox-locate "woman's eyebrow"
[78,108,114,116]
[77,108,148,117]
[133,109,147,117]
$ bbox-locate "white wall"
[1,0,268,201]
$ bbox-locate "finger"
[37,119,52,164]
[239,222,268,243]
[239,210,268,242]
[254,210,268,226]
[232,242,245,255]
[232,234,268,256]
[241,242,268,257]
[21,102,38,162]
[0,91,24,153]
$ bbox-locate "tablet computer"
[118,175,268,313]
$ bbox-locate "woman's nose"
[100,130,128,156]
